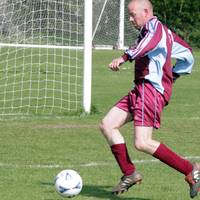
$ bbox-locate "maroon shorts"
[115,81,166,129]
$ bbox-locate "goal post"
[83,0,92,113]
[118,0,125,49]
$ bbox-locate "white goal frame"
[0,0,93,115]
[83,0,92,113]
[0,0,130,115]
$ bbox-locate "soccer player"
[99,0,200,198]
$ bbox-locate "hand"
[109,57,125,71]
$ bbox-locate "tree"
[152,0,200,47]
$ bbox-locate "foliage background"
[152,0,200,48]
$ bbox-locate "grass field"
[0,49,199,200]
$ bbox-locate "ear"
[144,8,149,17]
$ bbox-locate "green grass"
[0,49,199,200]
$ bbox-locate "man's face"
[128,2,147,30]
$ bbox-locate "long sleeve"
[172,32,194,75]
[124,17,163,61]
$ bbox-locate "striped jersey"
[122,16,194,103]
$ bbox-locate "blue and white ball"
[54,169,83,198]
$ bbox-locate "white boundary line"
[0,156,200,169]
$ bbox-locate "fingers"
[109,57,124,71]
[109,61,120,71]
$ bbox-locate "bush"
[152,0,200,48]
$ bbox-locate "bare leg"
[134,126,193,175]
[99,107,142,194]
[134,126,160,154]
[99,106,135,176]
[99,106,131,146]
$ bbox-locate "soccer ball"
[54,169,83,198]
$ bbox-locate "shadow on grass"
[40,182,151,200]
[81,184,151,200]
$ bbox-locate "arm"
[124,19,163,61]
[109,19,162,71]
[172,32,194,78]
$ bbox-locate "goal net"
[93,0,138,49]
[0,0,84,116]
[0,0,137,116]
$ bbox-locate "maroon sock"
[111,143,135,176]
[153,143,193,176]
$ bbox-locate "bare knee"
[134,127,159,154]
[99,118,125,145]
[134,138,156,154]
[134,139,159,155]
[134,139,148,152]
[99,118,111,136]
